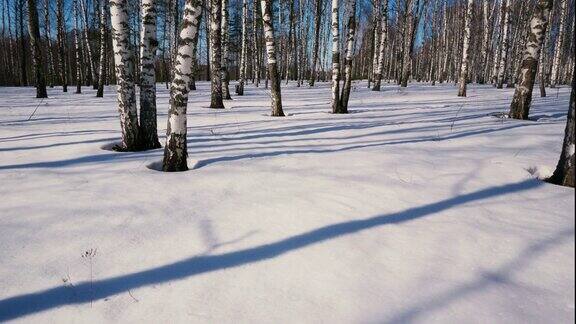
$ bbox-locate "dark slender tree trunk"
[209,0,225,108]
[309,0,322,86]
[56,0,67,92]
[27,0,48,98]
[96,0,108,97]
[548,40,575,187]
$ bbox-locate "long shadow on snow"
[385,227,575,323]
[0,179,543,321]
[192,123,533,169]
[0,122,533,171]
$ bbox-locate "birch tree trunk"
[97,0,108,97]
[73,0,83,93]
[400,0,416,88]
[330,0,340,112]
[163,0,203,171]
[237,0,248,95]
[209,0,225,108]
[252,0,260,86]
[369,17,379,88]
[110,0,140,151]
[17,0,27,86]
[261,0,284,116]
[221,0,232,99]
[189,5,202,90]
[56,0,68,92]
[496,0,510,89]
[457,0,473,97]
[539,9,552,97]
[309,0,322,86]
[478,0,490,84]
[509,0,552,120]
[26,0,48,98]
[549,50,575,187]
[372,0,388,91]
[43,0,55,88]
[338,0,356,112]
[550,0,566,88]
[139,0,161,149]
[80,0,97,87]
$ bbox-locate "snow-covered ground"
[0,81,574,323]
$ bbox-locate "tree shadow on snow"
[384,226,574,323]
[0,179,547,321]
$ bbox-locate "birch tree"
[140,0,161,149]
[43,0,55,88]
[550,0,567,88]
[73,0,83,93]
[309,0,322,86]
[261,0,284,116]
[372,0,388,91]
[496,0,510,89]
[549,57,575,187]
[338,0,356,112]
[237,0,248,95]
[56,0,68,92]
[221,0,232,99]
[26,0,48,98]
[209,0,225,108]
[97,0,108,97]
[189,2,202,90]
[457,0,473,97]
[478,0,490,84]
[508,0,552,120]
[163,0,203,171]
[110,0,140,150]
[80,0,97,87]
[330,0,340,112]
[538,9,552,97]
[252,0,261,86]
[510,0,553,119]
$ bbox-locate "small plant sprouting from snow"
[525,166,553,180]
[82,248,97,307]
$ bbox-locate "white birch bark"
[479,0,490,83]
[457,0,473,97]
[43,0,55,88]
[221,0,231,99]
[109,0,140,150]
[330,0,340,112]
[163,0,203,171]
[139,0,161,149]
[372,0,388,91]
[261,0,284,116]
[550,0,567,87]
[339,0,356,112]
[80,0,97,87]
[509,0,552,120]
[496,0,510,89]
[237,0,248,95]
[56,0,68,92]
[209,0,224,108]
[74,0,83,93]
[96,0,108,97]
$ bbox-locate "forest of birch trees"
[0,0,574,182]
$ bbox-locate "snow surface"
[0,81,574,323]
